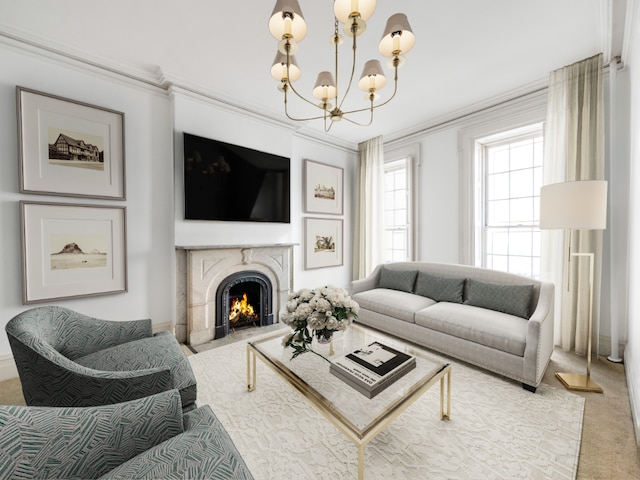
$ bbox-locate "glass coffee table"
[247,324,451,480]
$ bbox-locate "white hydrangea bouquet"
[281,285,359,361]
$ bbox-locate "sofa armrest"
[523,281,555,385]
[0,390,184,480]
[350,264,383,294]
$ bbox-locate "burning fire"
[229,293,258,324]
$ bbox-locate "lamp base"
[555,372,603,393]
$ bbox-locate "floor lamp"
[540,180,608,393]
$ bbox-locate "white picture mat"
[304,217,344,269]
[21,202,127,303]
[304,160,343,215]
[18,87,125,199]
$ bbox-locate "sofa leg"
[522,383,537,393]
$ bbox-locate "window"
[383,157,412,262]
[476,127,543,278]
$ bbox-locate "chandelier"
[268,0,415,131]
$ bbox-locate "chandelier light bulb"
[270,52,301,82]
[358,59,387,91]
[379,13,415,58]
[334,0,377,24]
[268,0,307,42]
[313,71,338,100]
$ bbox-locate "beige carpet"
[190,333,585,479]
[1,337,638,479]
[542,350,640,480]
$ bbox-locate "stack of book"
[329,341,416,398]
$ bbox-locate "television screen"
[183,133,290,223]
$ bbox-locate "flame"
[229,293,258,324]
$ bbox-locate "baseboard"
[153,322,174,334]
[625,348,640,449]
[0,354,18,382]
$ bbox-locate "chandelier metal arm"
[341,64,399,116]
[269,2,415,131]
[335,19,359,113]
[283,83,336,122]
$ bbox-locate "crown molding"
[0,26,356,153]
[385,78,549,147]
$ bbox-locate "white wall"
[0,42,357,380]
[171,88,357,292]
[624,0,640,445]
[0,45,175,378]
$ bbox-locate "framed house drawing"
[304,217,344,269]
[304,159,343,215]
[20,201,128,304]
[17,87,126,200]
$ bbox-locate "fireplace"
[215,271,273,338]
[175,244,294,346]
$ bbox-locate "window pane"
[478,129,543,279]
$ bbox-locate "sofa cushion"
[464,278,534,319]
[75,331,197,408]
[414,271,465,303]
[352,288,435,323]
[415,302,528,356]
[0,390,184,480]
[377,266,417,293]
[100,404,254,479]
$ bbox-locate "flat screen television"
[183,133,290,223]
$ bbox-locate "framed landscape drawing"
[304,159,343,215]
[20,202,128,304]
[304,217,343,269]
[17,86,126,199]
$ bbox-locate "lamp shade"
[312,71,337,100]
[269,0,307,42]
[270,52,301,82]
[358,59,387,91]
[539,180,608,230]
[334,0,377,23]
[378,13,416,57]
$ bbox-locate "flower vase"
[315,330,335,356]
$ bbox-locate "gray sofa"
[0,389,254,480]
[350,262,554,391]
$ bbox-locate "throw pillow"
[377,266,418,293]
[414,271,465,303]
[464,279,534,319]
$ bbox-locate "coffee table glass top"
[248,324,447,439]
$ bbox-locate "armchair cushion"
[0,390,184,480]
[75,331,197,409]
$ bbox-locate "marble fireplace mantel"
[175,244,294,346]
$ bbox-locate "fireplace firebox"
[215,271,273,338]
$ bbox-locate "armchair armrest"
[8,336,173,407]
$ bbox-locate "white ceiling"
[0,0,627,146]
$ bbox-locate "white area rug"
[189,334,585,480]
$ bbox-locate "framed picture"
[20,201,128,304]
[17,86,126,199]
[304,159,343,215]
[304,217,343,269]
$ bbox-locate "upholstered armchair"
[0,390,254,479]
[5,306,197,411]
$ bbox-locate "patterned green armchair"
[5,306,197,411]
[0,389,254,479]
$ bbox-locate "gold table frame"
[247,326,451,480]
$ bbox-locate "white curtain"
[542,53,605,354]
[352,136,384,280]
